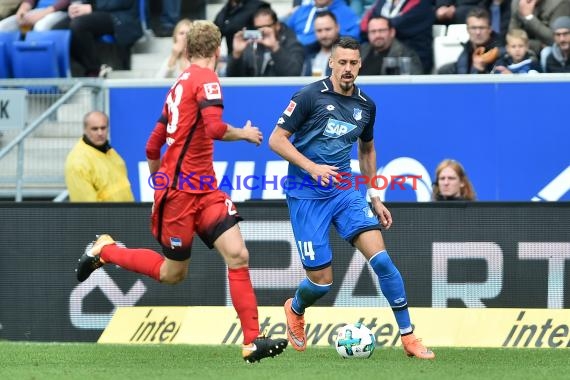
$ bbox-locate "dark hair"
[367,15,392,29]
[466,7,491,23]
[314,10,338,25]
[253,6,278,24]
[332,36,360,52]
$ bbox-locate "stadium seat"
[0,42,9,78]
[10,40,60,78]
[0,41,6,76]
[446,24,469,43]
[432,24,447,38]
[25,30,71,77]
[36,0,56,7]
[540,46,551,72]
[0,31,21,78]
[433,36,463,72]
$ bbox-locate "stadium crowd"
[1,0,568,77]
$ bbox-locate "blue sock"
[291,278,331,315]
[369,250,412,334]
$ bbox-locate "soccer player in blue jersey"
[268,37,435,359]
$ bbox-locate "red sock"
[228,267,259,345]
[100,245,163,282]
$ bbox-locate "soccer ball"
[334,322,376,359]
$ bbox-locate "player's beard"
[340,73,355,93]
[340,81,353,92]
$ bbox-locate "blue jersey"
[277,77,376,199]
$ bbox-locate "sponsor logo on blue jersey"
[323,118,357,138]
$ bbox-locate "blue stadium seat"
[0,42,9,78]
[0,31,21,78]
[25,30,71,77]
[36,0,56,7]
[10,41,60,78]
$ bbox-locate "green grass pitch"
[0,342,568,379]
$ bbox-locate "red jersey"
[147,65,228,193]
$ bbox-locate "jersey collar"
[320,76,363,100]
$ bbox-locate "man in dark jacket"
[364,0,435,73]
[226,6,304,77]
[544,16,570,72]
[213,0,269,56]
[360,15,423,75]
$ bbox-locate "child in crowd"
[492,29,541,74]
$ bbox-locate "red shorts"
[151,188,243,261]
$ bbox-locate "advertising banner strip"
[98,307,570,348]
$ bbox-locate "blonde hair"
[172,18,192,43]
[186,20,221,59]
[432,159,476,201]
[506,28,529,45]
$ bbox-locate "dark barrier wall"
[0,202,569,341]
[108,77,570,202]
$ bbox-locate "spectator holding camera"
[226,6,304,77]
[213,0,269,56]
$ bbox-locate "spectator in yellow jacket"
[65,111,134,202]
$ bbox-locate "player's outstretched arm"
[221,120,263,146]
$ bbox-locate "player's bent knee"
[159,265,188,284]
[222,246,249,267]
[160,271,187,284]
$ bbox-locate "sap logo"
[323,118,356,138]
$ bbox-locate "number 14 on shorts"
[297,241,315,261]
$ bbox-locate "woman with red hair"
[432,159,476,201]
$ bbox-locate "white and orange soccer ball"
[334,322,376,359]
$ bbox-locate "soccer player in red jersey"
[76,20,287,363]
